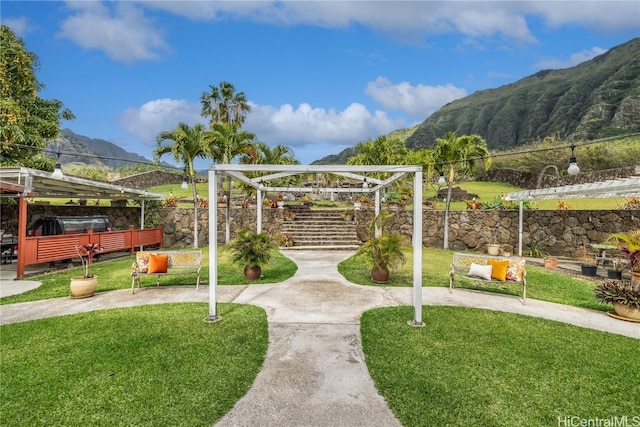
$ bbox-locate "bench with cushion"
[449,252,527,303]
[131,250,202,294]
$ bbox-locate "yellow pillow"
[488,259,509,281]
[148,253,169,274]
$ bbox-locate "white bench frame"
[449,252,527,303]
[131,250,202,294]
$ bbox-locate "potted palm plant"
[354,213,407,283]
[227,228,276,280]
[70,242,102,299]
[594,279,640,322]
[603,229,640,286]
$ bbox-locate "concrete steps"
[281,209,360,250]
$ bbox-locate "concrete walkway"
[1,250,638,427]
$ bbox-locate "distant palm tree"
[241,142,300,189]
[205,122,256,243]
[201,81,251,127]
[154,123,209,248]
[433,131,491,249]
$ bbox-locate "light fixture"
[567,145,580,175]
[181,177,188,190]
[362,177,369,189]
[438,171,446,186]
[51,148,63,179]
[258,179,265,191]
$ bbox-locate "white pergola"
[505,175,640,256]
[206,164,425,325]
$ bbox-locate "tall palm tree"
[154,123,209,248]
[433,131,491,249]
[241,142,300,189]
[205,122,256,243]
[200,81,251,127]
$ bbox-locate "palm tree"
[154,123,209,248]
[433,131,491,249]
[205,122,256,243]
[240,142,300,191]
[200,81,251,127]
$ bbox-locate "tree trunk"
[443,182,453,250]
[192,175,199,248]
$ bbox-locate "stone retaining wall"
[2,204,639,257]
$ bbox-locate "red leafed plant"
[76,243,102,278]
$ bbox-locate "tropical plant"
[355,213,407,283]
[277,234,295,248]
[283,210,296,220]
[163,195,178,207]
[0,25,75,169]
[603,229,640,272]
[200,81,251,128]
[154,122,210,248]
[432,131,491,249]
[524,238,550,258]
[227,228,276,269]
[594,279,640,309]
[75,243,102,278]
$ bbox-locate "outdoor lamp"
[181,177,188,190]
[258,180,265,191]
[438,171,446,186]
[362,177,369,189]
[567,145,580,175]
[51,149,64,179]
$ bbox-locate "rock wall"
[2,203,639,258]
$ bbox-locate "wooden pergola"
[206,164,425,325]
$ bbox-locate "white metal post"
[205,168,221,322]
[411,170,424,326]
[257,189,263,233]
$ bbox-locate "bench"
[131,250,202,294]
[450,252,527,303]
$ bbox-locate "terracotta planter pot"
[244,266,262,281]
[544,257,558,269]
[70,276,98,299]
[612,302,640,321]
[486,244,501,256]
[371,266,390,284]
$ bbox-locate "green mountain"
[405,38,640,150]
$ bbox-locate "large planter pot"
[544,257,558,269]
[244,266,262,281]
[612,302,640,322]
[486,244,501,256]
[371,266,390,284]
[580,265,598,277]
[70,276,98,299]
[607,269,623,280]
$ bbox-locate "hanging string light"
[51,147,64,179]
[567,145,580,175]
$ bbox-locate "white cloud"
[1,16,30,37]
[365,77,467,120]
[58,1,169,64]
[535,46,607,70]
[119,99,202,145]
[244,102,402,148]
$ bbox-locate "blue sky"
[2,1,639,167]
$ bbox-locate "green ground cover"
[361,306,640,427]
[0,303,268,427]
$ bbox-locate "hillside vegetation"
[406,38,640,151]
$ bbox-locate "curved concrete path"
[1,250,638,427]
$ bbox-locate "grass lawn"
[339,247,611,312]
[0,303,268,427]
[362,306,640,427]
[0,247,298,305]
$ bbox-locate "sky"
[2,1,639,168]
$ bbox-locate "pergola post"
[257,189,263,233]
[205,168,221,323]
[410,170,424,326]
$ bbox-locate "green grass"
[339,247,611,312]
[0,247,298,305]
[361,306,640,427]
[0,303,268,427]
